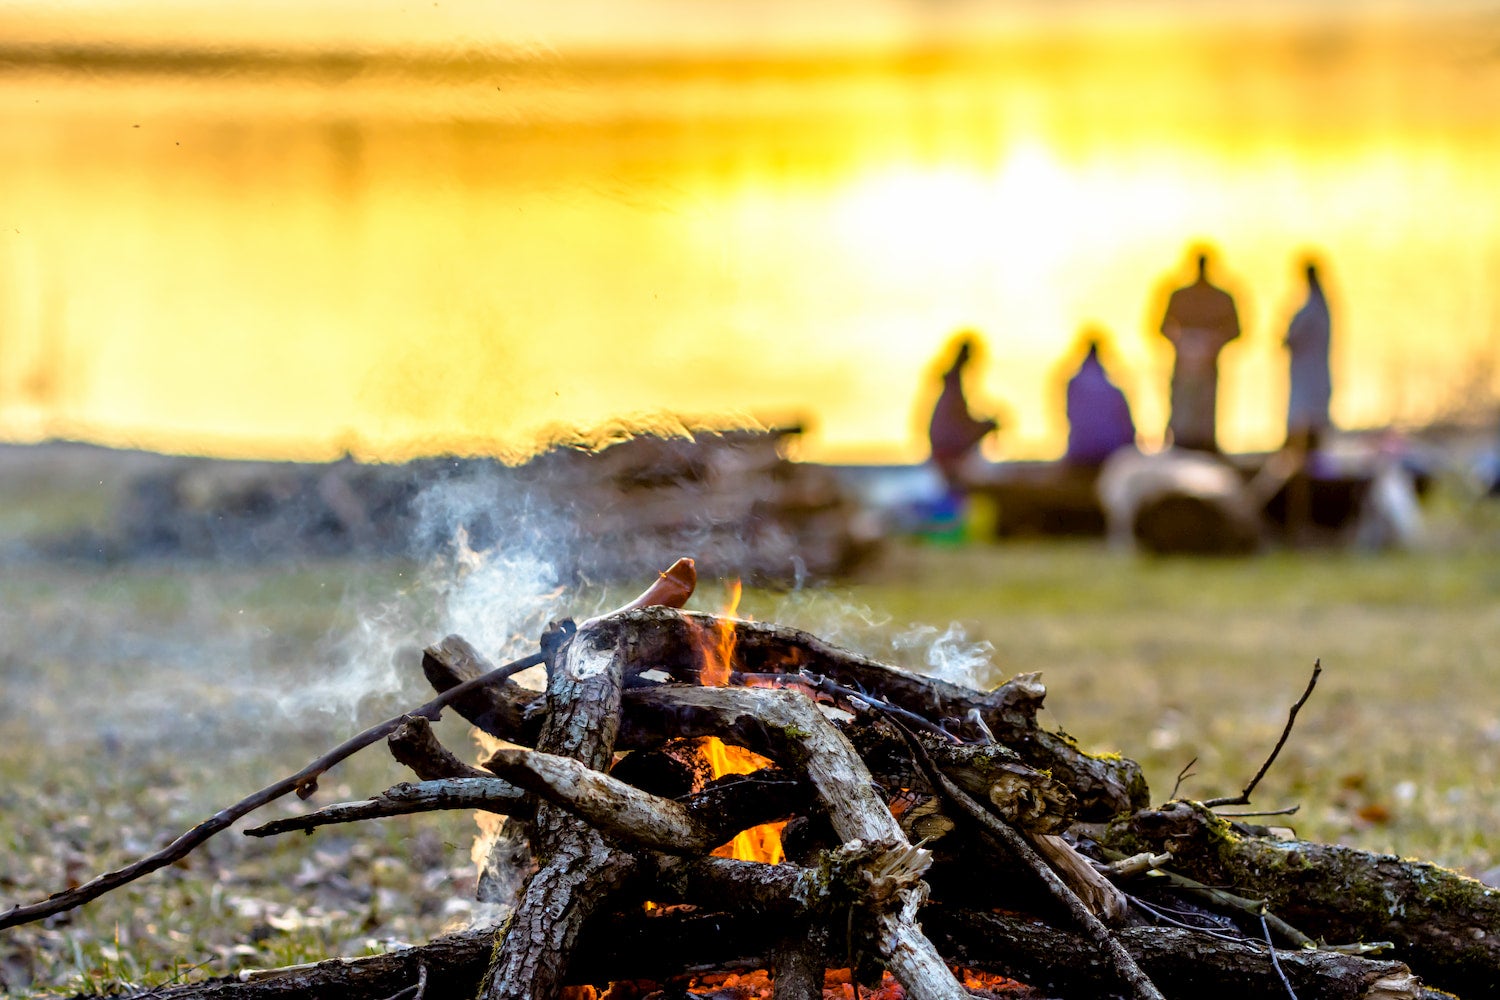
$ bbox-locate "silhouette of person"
[1159,252,1240,453]
[1285,261,1332,450]
[927,334,999,487]
[1064,336,1136,466]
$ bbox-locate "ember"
[589,966,1035,1000]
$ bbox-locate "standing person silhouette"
[1159,252,1241,453]
[1285,260,1332,450]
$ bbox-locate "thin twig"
[244,777,531,838]
[1169,757,1198,800]
[1127,895,1247,944]
[1216,805,1301,819]
[0,648,544,931]
[726,669,963,743]
[1097,850,1317,950]
[1260,911,1302,1000]
[795,670,963,744]
[1204,660,1321,809]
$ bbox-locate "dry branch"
[888,715,1164,1000]
[0,648,543,931]
[483,747,809,854]
[244,778,530,839]
[1106,800,1500,996]
[387,716,491,780]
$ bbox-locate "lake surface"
[1,19,1498,462]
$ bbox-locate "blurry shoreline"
[1,12,1493,79]
[0,431,886,581]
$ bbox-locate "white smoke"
[764,589,999,692]
[891,621,996,690]
[300,469,583,722]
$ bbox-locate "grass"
[2,459,1499,995]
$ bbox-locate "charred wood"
[422,616,1141,825]
[596,609,1144,820]
[90,905,1438,1000]
[386,716,491,781]
[421,635,545,746]
[608,739,716,798]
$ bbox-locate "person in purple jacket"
[1064,337,1136,466]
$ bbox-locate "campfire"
[4,558,1498,1000]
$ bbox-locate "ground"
[1,442,1498,996]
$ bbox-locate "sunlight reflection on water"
[1,23,1497,462]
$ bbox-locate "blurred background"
[4,3,1500,995]
[2,0,1498,464]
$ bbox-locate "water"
[1,19,1498,463]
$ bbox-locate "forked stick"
[1203,660,1321,809]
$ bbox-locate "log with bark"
[8,560,1498,1000]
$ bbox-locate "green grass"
[2,474,1499,995]
[753,534,1500,875]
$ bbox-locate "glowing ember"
[600,966,1037,1000]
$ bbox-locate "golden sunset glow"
[0,5,1497,462]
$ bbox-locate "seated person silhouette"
[1064,336,1136,468]
[927,334,999,489]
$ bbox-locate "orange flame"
[700,578,742,687]
[699,736,786,865]
[691,580,785,863]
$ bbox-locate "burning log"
[12,560,1498,1000]
[422,609,1147,821]
[80,906,1441,1000]
[280,605,1475,998]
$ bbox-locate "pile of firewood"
[4,560,1497,1000]
[88,428,878,582]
